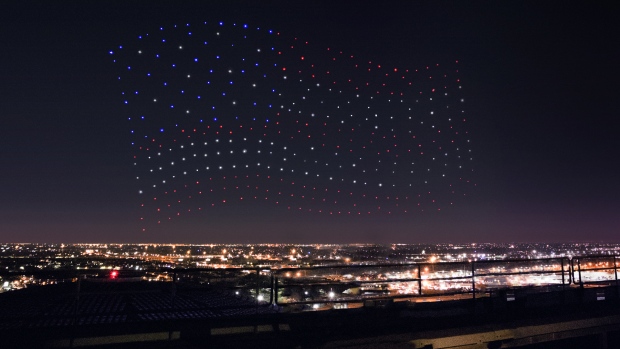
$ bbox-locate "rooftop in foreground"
[0,255,619,348]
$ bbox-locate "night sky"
[1,1,619,243]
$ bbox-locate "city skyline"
[1,1,619,243]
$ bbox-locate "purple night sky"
[1,1,619,243]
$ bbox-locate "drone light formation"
[112,21,475,232]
